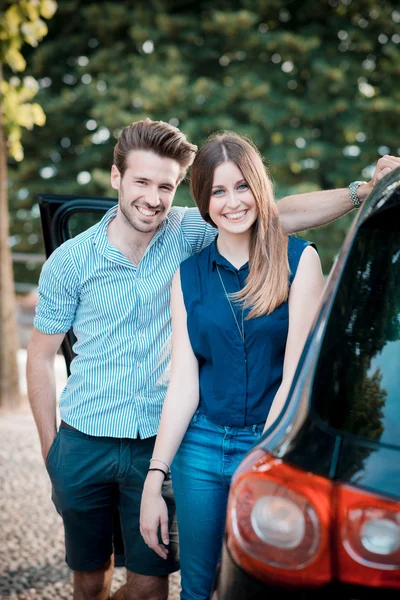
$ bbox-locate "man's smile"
[135,206,160,217]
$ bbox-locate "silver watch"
[349,180,367,209]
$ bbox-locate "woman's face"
[208,161,258,234]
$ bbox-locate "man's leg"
[73,557,114,600]
[112,571,168,600]
[46,425,120,598]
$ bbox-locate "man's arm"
[181,207,217,252]
[27,329,65,462]
[277,155,400,233]
[28,242,79,462]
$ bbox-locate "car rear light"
[227,449,400,589]
[228,453,333,587]
[337,485,400,588]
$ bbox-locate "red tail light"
[337,485,400,588]
[227,450,400,589]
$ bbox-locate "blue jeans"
[171,411,264,600]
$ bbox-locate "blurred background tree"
[1,0,57,409]
[8,0,400,288]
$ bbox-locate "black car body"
[212,168,400,599]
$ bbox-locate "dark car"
[212,168,400,599]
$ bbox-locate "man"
[27,118,399,600]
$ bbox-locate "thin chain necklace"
[216,266,245,341]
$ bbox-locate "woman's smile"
[222,209,249,222]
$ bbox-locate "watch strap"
[349,180,367,209]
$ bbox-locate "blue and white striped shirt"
[34,205,216,438]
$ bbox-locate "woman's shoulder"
[288,235,317,282]
[288,234,316,258]
[179,243,213,303]
[288,233,315,250]
[180,242,213,273]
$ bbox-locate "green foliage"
[1,75,46,160]
[8,0,400,284]
[1,0,57,159]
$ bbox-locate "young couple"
[27,118,398,600]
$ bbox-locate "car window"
[68,211,104,238]
[46,201,115,374]
[51,201,116,248]
[312,200,400,448]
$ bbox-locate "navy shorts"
[45,423,179,574]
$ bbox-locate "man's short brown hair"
[113,118,197,182]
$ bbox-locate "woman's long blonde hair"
[190,132,289,318]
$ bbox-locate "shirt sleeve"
[181,207,217,253]
[33,244,80,334]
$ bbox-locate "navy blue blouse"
[179,236,314,427]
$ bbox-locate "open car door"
[37,193,116,373]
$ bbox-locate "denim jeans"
[171,411,264,600]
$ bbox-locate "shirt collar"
[92,205,170,254]
[92,205,117,254]
[210,237,249,273]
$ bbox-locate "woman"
[140,132,325,599]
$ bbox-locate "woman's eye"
[212,189,224,196]
[238,183,248,191]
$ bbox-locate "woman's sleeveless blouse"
[179,235,315,427]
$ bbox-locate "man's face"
[111,150,181,234]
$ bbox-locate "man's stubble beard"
[119,187,165,234]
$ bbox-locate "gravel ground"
[0,408,181,600]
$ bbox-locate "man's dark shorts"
[45,423,179,574]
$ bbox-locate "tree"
[8,0,400,285]
[0,0,57,409]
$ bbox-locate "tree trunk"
[0,63,21,410]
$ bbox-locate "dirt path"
[0,409,181,599]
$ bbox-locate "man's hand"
[372,155,400,185]
[42,434,57,464]
[357,155,400,203]
[27,328,64,468]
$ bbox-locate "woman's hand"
[140,476,170,560]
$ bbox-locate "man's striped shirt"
[34,205,216,438]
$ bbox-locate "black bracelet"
[148,467,168,480]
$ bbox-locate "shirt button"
[137,363,142,368]
[140,332,145,338]
[137,277,141,282]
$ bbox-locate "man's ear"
[111,165,121,190]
